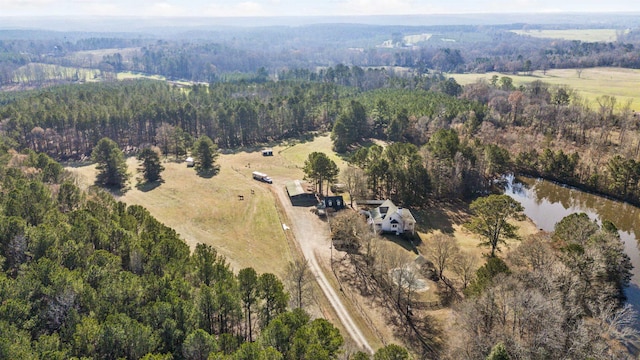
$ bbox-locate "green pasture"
[279,134,348,171]
[450,67,640,111]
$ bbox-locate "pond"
[503,175,640,316]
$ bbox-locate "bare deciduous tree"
[342,165,367,206]
[452,251,477,290]
[424,233,460,280]
[508,232,554,273]
[330,211,370,252]
[285,259,313,309]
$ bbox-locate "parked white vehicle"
[252,171,272,184]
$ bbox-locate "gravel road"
[272,181,373,353]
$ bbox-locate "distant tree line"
[3,24,640,86]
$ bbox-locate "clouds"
[0,0,639,17]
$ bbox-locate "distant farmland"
[511,29,623,42]
[450,67,640,111]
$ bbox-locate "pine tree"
[137,147,164,183]
[192,136,219,173]
[92,137,129,189]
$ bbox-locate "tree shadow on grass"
[163,156,187,164]
[382,234,420,254]
[135,179,164,192]
[94,183,131,196]
[196,166,220,179]
[413,200,471,236]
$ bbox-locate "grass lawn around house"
[415,201,539,277]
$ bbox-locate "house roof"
[370,199,397,221]
[370,199,415,224]
[399,207,416,224]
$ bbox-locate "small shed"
[285,180,317,206]
[185,157,195,167]
[262,149,273,156]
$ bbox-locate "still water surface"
[504,175,640,314]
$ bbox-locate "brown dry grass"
[416,201,538,270]
[67,154,294,278]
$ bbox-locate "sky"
[1,0,639,17]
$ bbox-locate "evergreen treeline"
[0,148,353,359]
[0,80,352,158]
[0,75,479,159]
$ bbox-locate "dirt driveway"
[271,178,373,354]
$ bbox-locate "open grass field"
[67,154,294,278]
[450,67,640,111]
[511,29,622,42]
[404,33,432,44]
[278,134,348,171]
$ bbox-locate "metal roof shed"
[285,180,317,206]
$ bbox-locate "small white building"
[185,157,195,167]
[369,199,416,235]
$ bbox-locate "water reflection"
[504,175,640,313]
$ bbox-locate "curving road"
[272,182,373,354]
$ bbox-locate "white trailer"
[252,171,272,184]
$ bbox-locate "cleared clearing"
[65,135,348,278]
[451,67,640,111]
[68,47,141,63]
[117,71,167,81]
[404,33,432,44]
[12,63,101,83]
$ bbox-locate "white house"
[369,199,416,235]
